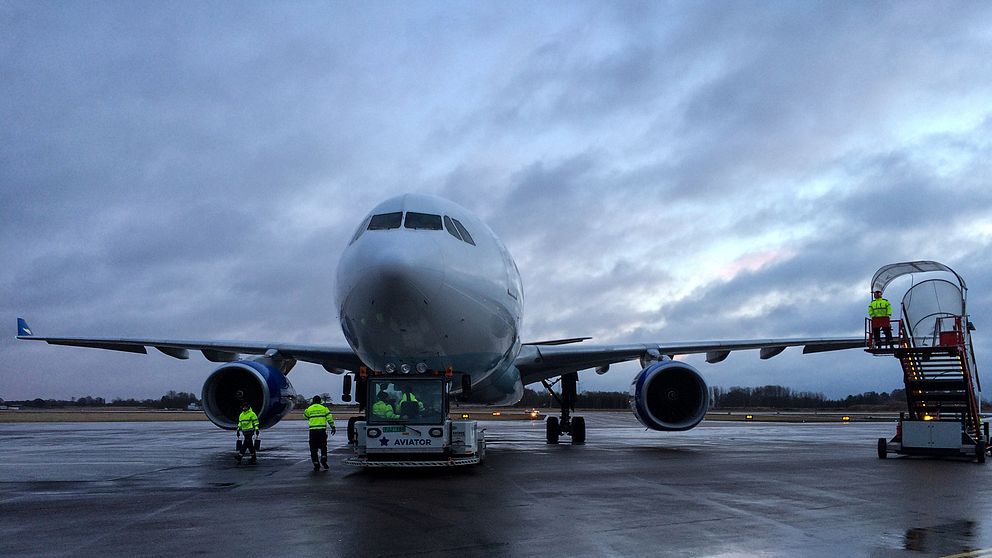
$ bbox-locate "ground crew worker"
[304,395,335,472]
[236,402,259,464]
[397,385,424,418]
[372,391,398,420]
[869,290,893,348]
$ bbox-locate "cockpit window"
[404,212,442,230]
[451,218,475,245]
[443,216,463,241]
[349,215,372,245]
[368,212,403,230]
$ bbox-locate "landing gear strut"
[542,373,585,445]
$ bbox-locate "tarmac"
[1,412,990,557]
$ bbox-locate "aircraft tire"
[977,441,986,464]
[546,416,560,444]
[571,416,586,445]
[876,437,887,459]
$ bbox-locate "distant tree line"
[511,388,631,409]
[5,386,988,412]
[7,390,200,409]
[510,385,924,410]
[709,385,908,410]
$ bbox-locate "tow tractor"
[344,368,485,467]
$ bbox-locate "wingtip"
[17,317,33,337]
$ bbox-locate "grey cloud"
[2,2,990,401]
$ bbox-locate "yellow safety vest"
[398,393,423,409]
[868,298,892,318]
[238,409,259,431]
[372,399,398,419]
[304,404,334,430]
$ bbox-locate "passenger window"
[452,218,475,245]
[443,216,463,241]
[368,212,403,230]
[404,212,442,230]
[349,216,373,245]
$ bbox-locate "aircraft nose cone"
[362,239,444,303]
[335,233,446,364]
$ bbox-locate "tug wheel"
[877,437,887,459]
[546,416,560,444]
[347,416,359,444]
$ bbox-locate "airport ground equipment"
[345,370,485,467]
[868,262,987,462]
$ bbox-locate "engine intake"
[201,359,297,430]
[630,360,709,431]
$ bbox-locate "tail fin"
[17,318,33,337]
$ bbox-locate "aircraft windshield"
[443,215,462,240]
[368,379,445,425]
[451,218,475,245]
[404,212,442,230]
[368,212,403,230]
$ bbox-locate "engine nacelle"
[201,359,297,430]
[629,360,709,431]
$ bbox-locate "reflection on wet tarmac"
[904,520,978,554]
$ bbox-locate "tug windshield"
[368,379,445,425]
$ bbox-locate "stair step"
[906,379,968,390]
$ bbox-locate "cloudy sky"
[2,1,990,402]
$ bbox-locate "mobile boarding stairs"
[868,261,988,463]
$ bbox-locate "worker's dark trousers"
[872,326,893,347]
[239,432,257,459]
[309,429,328,465]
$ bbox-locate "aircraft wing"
[16,318,362,372]
[514,336,866,385]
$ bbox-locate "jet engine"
[201,359,297,430]
[629,360,709,431]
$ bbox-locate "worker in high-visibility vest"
[372,391,398,420]
[236,402,259,464]
[303,395,335,472]
[868,290,893,348]
[397,385,425,418]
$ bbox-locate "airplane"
[16,193,866,444]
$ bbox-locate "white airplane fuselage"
[335,194,525,404]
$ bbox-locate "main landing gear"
[542,373,585,445]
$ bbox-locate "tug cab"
[345,371,485,467]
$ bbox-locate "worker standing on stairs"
[869,290,894,348]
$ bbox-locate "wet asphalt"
[1,413,990,557]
